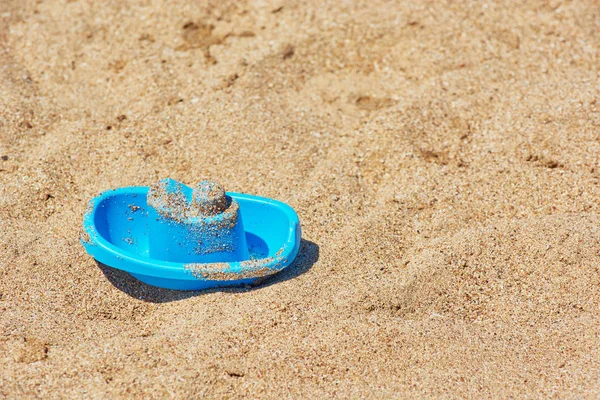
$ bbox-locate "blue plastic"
[81,183,301,290]
[146,179,250,264]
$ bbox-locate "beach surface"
[1,0,599,397]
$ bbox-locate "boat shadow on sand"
[96,239,319,303]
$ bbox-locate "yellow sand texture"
[1,0,599,398]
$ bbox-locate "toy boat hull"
[81,186,301,290]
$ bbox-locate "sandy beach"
[1,0,599,397]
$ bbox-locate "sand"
[0,0,599,397]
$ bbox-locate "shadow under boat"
[96,238,319,303]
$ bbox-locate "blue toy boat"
[81,179,301,290]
